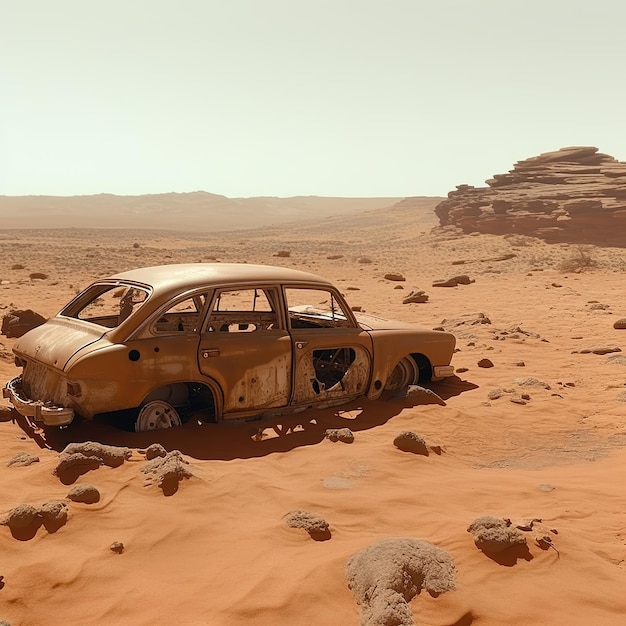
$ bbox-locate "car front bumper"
[2,376,75,427]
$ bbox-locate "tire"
[135,400,182,432]
[384,356,418,391]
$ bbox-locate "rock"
[67,484,101,504]
[7,453,39,467]
[273,250,291,258]
[1,309,47,338]
[393,431,429,456]
[513,376,551,389]
[487,388,505,400]
[62,442,132,467]
[110,541,124,554]
[433,274,473,287]
[467,516,527,554]
[142,450,192,495]
[145,443,167,460]
[28,272,48,280]
[440,312,491,329]
[346,537,456,626]
[579,345,621,355]
[402,289,428,304]
[434,146,626,246]
[1,504,40,531]
[613,318,626,329]
[39,501,69,532]
[54,452,102,484]
[478,358,494,368]
[384,273,406,281]
[396,385,445,406]
[324,428,354,443]
[285,510,331,540]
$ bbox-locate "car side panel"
[366,329,456,399]
[65,335,202,418]
[289,327,373,406]
[198,330,292,415]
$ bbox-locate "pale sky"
[2,0,625,198]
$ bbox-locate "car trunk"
[14,317,107,371]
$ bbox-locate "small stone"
[39,501,69,531]
[110,541,124,554]
[467,516,527,554]
[393,431,429,456]
[285,510,331,540]
[487,388,504,400]
[513,376,551,390]
[402,289,428,304]
[145,443,167,460]
[7,453,39,467]
[1,504,40,530]
[456,367,469,373]
[478,358,494,368]
[613,318,626,329]
[510,396,527,405]
[582,345,622,355]
[324,428,354,443]
[384,273,406,281]
[67,484,101,504]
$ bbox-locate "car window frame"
[201,284,286,334]
[57,280,153,330]
[282,284,358,331]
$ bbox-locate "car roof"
[109,263,334,294]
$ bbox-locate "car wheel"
[384,356,418,391]
[135,400,182,432]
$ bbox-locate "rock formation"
[434,146,626,246]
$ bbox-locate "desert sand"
[1,196,626,625]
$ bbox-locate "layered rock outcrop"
[435,147,626,246]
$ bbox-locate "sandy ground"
[1,199,626,625]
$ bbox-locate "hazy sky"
[3,1,625,198]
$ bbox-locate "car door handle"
[295,341,308,349]
[202,349,220,358]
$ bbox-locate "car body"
[3,263,456,431]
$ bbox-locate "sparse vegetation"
[557,246,597,273]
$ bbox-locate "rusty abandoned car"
[3,264,456,432]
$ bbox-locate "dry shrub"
[557,246,597,273]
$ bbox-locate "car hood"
[355,312,425,331]
[13,317,107,371]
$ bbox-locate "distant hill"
[0,192,422,231]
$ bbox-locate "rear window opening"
[60,283,150,329]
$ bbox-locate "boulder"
[1,309,47,338]
[433,147,626,246]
